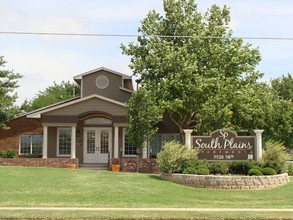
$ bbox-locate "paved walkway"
[0,207,293,212]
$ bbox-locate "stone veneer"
[160,173,289,190]
[0,158,79,168]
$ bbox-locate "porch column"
[42,125,48,159]
[254,129,264,162]
[71,125,76,159]
[114,126,119,158]
[142,141,148,158]
[183,129,193,148]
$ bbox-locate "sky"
[1,0,293,105]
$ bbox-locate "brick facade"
[161,173,290,190]
[0,158,79,168]
[110,158,159,173]
[0,116,42,154]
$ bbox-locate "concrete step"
[79,163,109,170]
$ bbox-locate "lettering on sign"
[192,129,256,160]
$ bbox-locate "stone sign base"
[160,173,289,190]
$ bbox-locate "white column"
[142,141,148,158]
[42,126,48,159]
[114,126,119,158]
[183,129,193,148]
[71,126,76,159]
[254,129,264,162]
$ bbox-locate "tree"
[267,73,293,148]
[121,0,263,140]
[126,87,162,149]
[0,56,22,128]
[21,81,80,112]
[271,73,293,101]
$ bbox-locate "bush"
[286,164,293,175]
[182,167,197,174]
[262,141,290,174]
[262,167,277,175]
[229,160,261,175]
[209,162,229,175]
[196,166,210,175]
[157,141,198,173]
[182,159,210,175]
[0,149,16,158]
[248,168,263,176]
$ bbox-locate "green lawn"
[0,166,292,219]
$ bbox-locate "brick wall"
[160,173,290,190]
[0,116,42,154]
[110,158,159,173]
[0,158,79,168]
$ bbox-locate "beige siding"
[82,70,132,103]
[43,97,127,117]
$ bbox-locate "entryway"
[83,128,111,164]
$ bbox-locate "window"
[84,117,112,126]
[123,128,136,156]
[57,128,71,156]
[19,135,43,155]
[150,133,180,157]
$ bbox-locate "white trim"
[122,128,136,157]
[119,87,133,94]
[57,127,72,157]
[71,126,76,159]
[43,126,48,158]
[42,123,76,127]
[114,126,119,158]
[27,94,126,119]
[74,67,132,81]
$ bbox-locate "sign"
[192,129,256,160]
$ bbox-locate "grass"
[0,166,293,219]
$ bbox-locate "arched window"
[84,117,112,126]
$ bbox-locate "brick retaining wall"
[160,173,289,190]
[111,158,159,173]
[0,158,79,168]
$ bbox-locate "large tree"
[121,0,264,139]
[21,81,80,112]
[0,56,22,128]
[126,87,162,149]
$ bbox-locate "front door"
[83,128,111,163]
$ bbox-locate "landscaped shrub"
[262,141,291,174]
[209,161,229,175]
[0,149,16,158]
[229,160,261,175]
[248,168,263,176]
[182,166,197,174]
[286,164,293,175]
[195,166,210,175]
[182,159,210,175]
[262,167,277,175]
[157,141,198,173]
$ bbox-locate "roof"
[73,67,132,85]
[26,94,126,119]
[16,96,81,119]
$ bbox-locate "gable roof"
[27,94,126,119]
[73,67,132,85]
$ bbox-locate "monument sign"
[192,129,256,160]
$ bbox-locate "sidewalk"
[0,207,293,212]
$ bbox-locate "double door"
[83,128,111,163]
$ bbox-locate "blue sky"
[1,0,293,105]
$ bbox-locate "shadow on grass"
[148,174,161,180]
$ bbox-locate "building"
[0,67,179,172]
